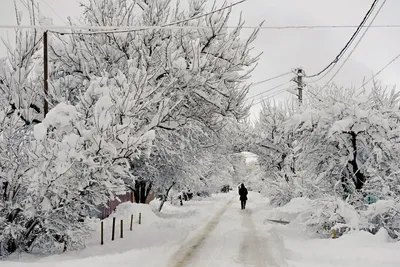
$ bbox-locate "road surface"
[169,196,279,267]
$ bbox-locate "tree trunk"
[158,182,175,212]
[6,239,17,255]
[347,131,366,190]
[341,175,352,199]
[134,180,152,203]
[143,182,152,203]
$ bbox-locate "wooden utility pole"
[43,31,49,117]
[294,68,304,104]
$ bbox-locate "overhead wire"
[321,0,387,88]
[357,52,400,90]
[18,0,40,25]
[18,0,30,11]
[48,0,248,35]
[4,24,400,31]
[304,90,323,102]
[249,88,290,107]
[7,0,397,109]
[304,0,379,79]
[248,82,296,107]
[39,0,67,24]
[249,72,292,87]
[305,64,335,83]
[246,81,291,100]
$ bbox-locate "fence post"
[111,217,116,241]
[120,220,124,238]
[101,221,104,245]
[139,213,142,225]
[130,214,133,231]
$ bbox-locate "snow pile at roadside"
[279,225,400,267]
[87,201,159,231]
[264,197,315,223]
[360,199,400,239]
[265,196,400,240]
[263,197,400,267]
[1,193,233,267]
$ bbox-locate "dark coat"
[239,186,248,201]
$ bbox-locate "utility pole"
[293,68,305,105]
[43,31,49,118]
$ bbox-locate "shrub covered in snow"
[254,85,400,239]
[267,180,296,207]
[271,196,400,240]
[361,200,400,239]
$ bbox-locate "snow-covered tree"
[49,0,260,128]
[254,84,400,237]
[0,5,53,255]
[285,85,400,200]
[44,0,261,207]
[1,0,262,255]
[251,100,299,205]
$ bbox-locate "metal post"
[111,217,116,241]
[101,221,104,245]
[120,220,123,238]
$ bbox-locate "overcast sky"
[1,0,399,119]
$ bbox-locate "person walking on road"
[238,183,248,210]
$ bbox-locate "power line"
[18,0,29,11]
[49,0,248,35]
[322,0,386,88]
[39,0,67,24]
[22,35,43,59]
[18,0,40,25]
[4,23,400,31]
[305,0,379,79]
[249,89,289,107]
[248,24,400,29]
[306,64,335,83]
[250,72,291,87]
[246,81,291,100]
[249,85,293,106]
[304,90,323,102]
[358,52,400,90]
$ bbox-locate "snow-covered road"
[4,191,400,267]
[169,194,279,267]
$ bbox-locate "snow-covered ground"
[281,226,400,267]
[167,192,286,266]
[2,192,400,267]
[1,193,233,267]
[264,197,400,267]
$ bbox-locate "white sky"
[1,0,399,119]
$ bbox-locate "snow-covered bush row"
[0,0,259,256]
[269,197,400,240]
[362,199,400,239]
[254,85,400,238]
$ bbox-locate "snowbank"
[266,197,370,237]
[265,198,400,267]
[280,226,400,267]
[264,197,315,222]
[1,193,233,267]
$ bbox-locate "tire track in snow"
[237,209,279,267]
[169,198,234,267]
[238,209,263,266]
